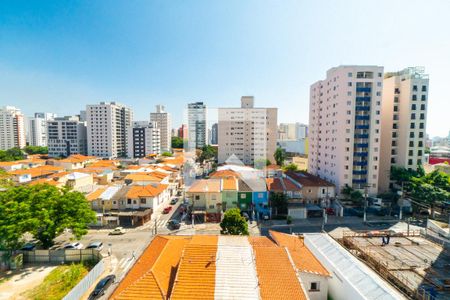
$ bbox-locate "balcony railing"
[355,143,369,148]
[352,179,367,184]
[356,96,371,102]
[356,87,371,93]
[355,115,370,120]
[354,161,368,166]
[355,134,369,139]
[356,106,370,111]
[355,125,369,130]
[354,152,368,157]
[353,170,368,175]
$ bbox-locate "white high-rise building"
[127,121,161,158]
[150,105,171,152]
[86,102,133,158]
[0,106,26,150]
[278,123,308,140]
[26,112,57,147]
[308,66,384,195]
[187,102,207,150]
[378,67,429,192]
[218,96,278,165]
[47,116,87,157]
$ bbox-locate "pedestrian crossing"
[155,219,168,228]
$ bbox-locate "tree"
[23,146,48,155]
[270,192,288,215]
[283,163,298,172]
[0,184,96,249]
[254,158,271,169]
[0,148,25,162]
[341,185,353,199]
[198,145,217,163]
[171,136,185,149]
[161,151,173,157]
[350,190,364,205]
[220,208,249,235]
[274,147,286,166]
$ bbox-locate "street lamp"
[363,185,369,223]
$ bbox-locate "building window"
[310,282,320,292]
[348,72,352,77]
[412,95,417,101]
[411,104,416,110]
[421,95,426,101]
[195,195,200,200]
[408,159,413,165]
[127,199,131,204]
[258,193,264,198]
[422,85,427,92]
[413,85,418,92]
[140,198,146,204]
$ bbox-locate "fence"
[22,249,102,264]
[63,259,105,300]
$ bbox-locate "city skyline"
[1,1,450,136]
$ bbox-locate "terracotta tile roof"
[170,236,218,300]
[86,187,107,201]
[125,173,162,182]
[187,179,221,193]
[58,154,97,163]
[0,161,23,167]
[88,160,119,169]
[269,230,330,277]
[283,177,302,192]
[287,171,334,187]
[265,164,281,170]
[209,170,239,178]
[112,236,191,300]
[29,178,59,186]
[253,246,307,300]
[222,177,237,191]
[265,178,284,192]
[126,184,168,199]
[8,165,63,178]
[248,236,277,247]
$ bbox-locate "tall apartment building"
[0,106,26,150]
[187,102,207,150]
[278,123,308,140]
[309,66,384,195]
[127,121,161,158]
[378,67,429,192]
[218,96,277,165]
[150,105,171,152]
[86,102,133,158]
[47,116,87,157]
[210,123,218,144]
[177,124,188,139]
[26,112,57,147]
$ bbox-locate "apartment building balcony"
[354,152,368,157]
[354,161,368,166]
[355,125,369,130]
[355,115,370,120]
[355,96,371,102]
[352,170,367,175]
[355,134,369,139]
[352,178,367,184]
[356,87,371,93]
[355,106,370,111]
[355,143,369,148]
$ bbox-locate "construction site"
[342,230,450,299]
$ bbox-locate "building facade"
[150,105,171,152]
[0,106,26,150]
[210,122,218,145]
[26,112,57,147]
[218,96,278,165]
[308,66,384,195]
[47,116,87,157]
[187,102,207,150]
[378,67,429,192]
[278,123,308,140]
[127,121,161,158]
[177,124,188,139]
[86,102,133,158]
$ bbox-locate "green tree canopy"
[23,146,48,155]
[254,158,271,169]
[171,136,185,149]
[220,208,249,235]
[0,148,25,162]
[0,184,96,249]
[270,192,288,215]
[282,163,298,172]
[273,147,286,166]
[161,151,173,157]
[198,145,217,163]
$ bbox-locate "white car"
[64,242,84,249]
[109,227,126,235]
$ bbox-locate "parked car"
[64,242,83,250]
[86,241,103,251]
[170,198,179,205]
[20,243,37,251]
[88,274,116,299]
[167,219,181,230]
[163,206,173,214]
[326,208,335,215]
[109,227,126,235]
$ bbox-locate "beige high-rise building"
[86,102,133,158]
[309,66,384,196]
[150,105,171,152]
[378,67,429,192]
[0,106,26,150]
[47,115,87,158]
[218,96,277,165]
[26,112,57,147]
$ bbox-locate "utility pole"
[398,181,404,221]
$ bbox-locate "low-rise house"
[65,172,94,191]
[53,154,98,170]
[125,183,169,211]
[270,231,330,300]
[124,172,168,186]
[244,178,269,220]
[186,179,222,222]
[221,176,238,211]
[8,165,63,183]
[287,171,335,204]
[0,161,24,171]
[237,179,253,215]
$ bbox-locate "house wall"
[206,192,222,213]
[299,272,328,300]
[252,191,269,217]
[238,192,252,212]
[221,191,238,211]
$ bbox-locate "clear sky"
[0,0,449,137]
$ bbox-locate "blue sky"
[0,0,449,136]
